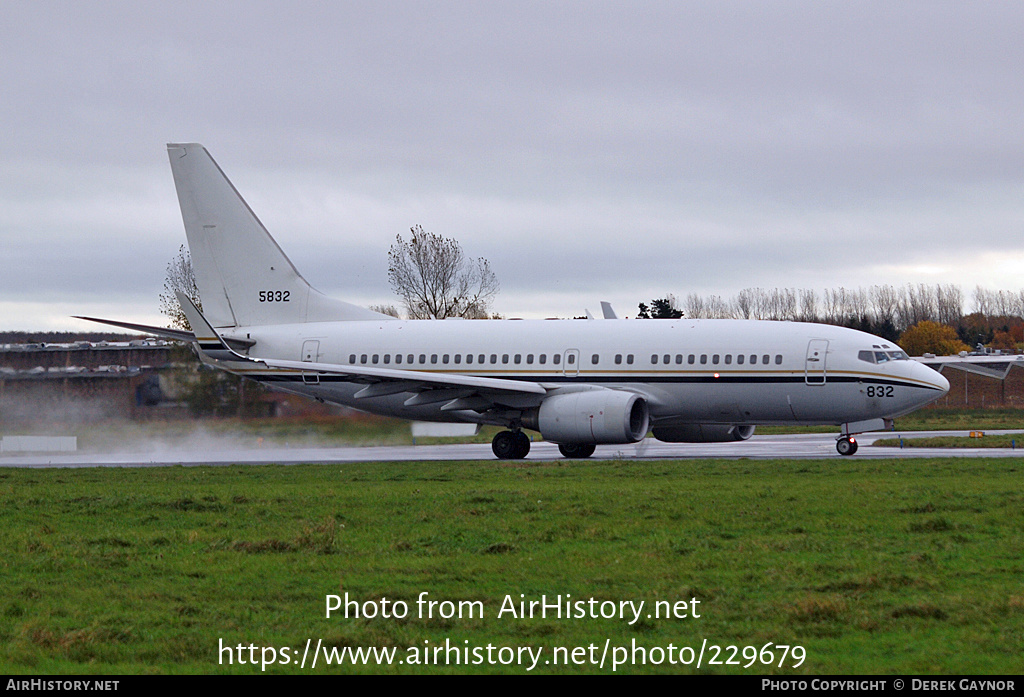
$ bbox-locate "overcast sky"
[2,1,1024,330]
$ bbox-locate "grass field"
[1,456,1022,674]
[874,435,1023,449]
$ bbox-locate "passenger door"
[804,339,828,385]
[301,340,321,385]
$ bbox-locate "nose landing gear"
[836,436,858,456]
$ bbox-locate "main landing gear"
[492,430,531,460]
[836,436,858,456]
[490,431,600,460]
[557,443,596,459]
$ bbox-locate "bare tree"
[995,289,1016,318]
[368,303,402,318]
[705,294,732,319]
[685,292,707,319]
[158,245,201,330]
[733,288,753,319]
[972,285,992,317]
[849,287,869,321]
[870,284,898,328]
[777,288,798,321]
[798,288,819,323]
[387,226,499,319]
[822,288,842,325]
[935,284,964,327]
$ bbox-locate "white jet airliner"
[81,143,950,459]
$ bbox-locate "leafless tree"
[705,294,732,319]
[995,289,1017,318]
[972,285,992,317]
[158,245,201,330]
[732,288,753,319]
[684,293,706,319]
[870,284,898,328]
[935,284,963,326]
[821,288,842,325]
[897,283,936,330]
[368,304,402,318]
[777,288,798,321]
[849,287,869,321]
[387,225,499,319]
[661,283,1024,338]
[797,288,819,323]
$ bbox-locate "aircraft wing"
[255,356,547,400]
[174,291,547,409]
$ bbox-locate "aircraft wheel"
[558,443,596,459]
[836,437,858,456]
[513,431,531,459]
[492,430,530,459]
[492,430,518,459]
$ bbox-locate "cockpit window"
[860,349,909,363]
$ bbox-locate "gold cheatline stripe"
[227,366,937,388]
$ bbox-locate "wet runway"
[1,430,1022,468]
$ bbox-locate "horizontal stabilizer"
[75,314,256,352]
[74,316,195,343]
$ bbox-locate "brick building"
[0,341,340,423]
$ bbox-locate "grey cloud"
[2,1,1024,328]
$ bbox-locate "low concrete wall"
[1,436,78,452]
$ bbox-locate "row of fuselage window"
[345,352,786,368]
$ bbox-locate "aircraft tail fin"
[166,143,393,328]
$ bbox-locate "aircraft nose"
[915,362,949,398]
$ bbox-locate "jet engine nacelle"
[652,423,756,443]
[529,390,650,444]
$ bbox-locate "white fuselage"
[216,317,949,428]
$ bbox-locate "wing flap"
[258,356,547,396]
